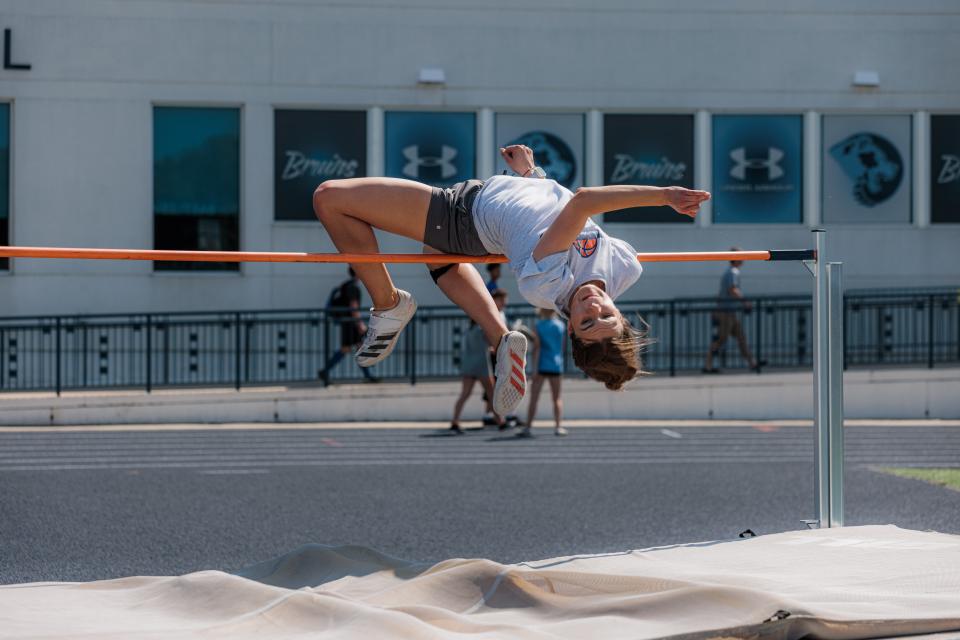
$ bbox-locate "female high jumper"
[312,144,709,417]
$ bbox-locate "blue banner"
[385,112,475,188]
[712,115,803,224]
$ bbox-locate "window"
[274,110,366,221]
[821,115,911,224]
[0,103,9,271]
[712,115,803,224]
[153,107,240,271]
[385,111,475,188]
[496,112,584,190]
[603,114,694,223]
[931,115,960,224]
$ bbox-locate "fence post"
[668,302,676,377]
[928,294,935,369]
[145,315,152,393]
[410,319,418,386]
[235,312,242,391]
[322,312,330,386]
[162,320,169,385]
[55,317,62,396]
[877,304,885,364]
[754,298,763,373]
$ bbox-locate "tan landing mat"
[2,525,959,639]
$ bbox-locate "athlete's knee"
[312,180,344,222]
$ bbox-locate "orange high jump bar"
[0,246,814,264]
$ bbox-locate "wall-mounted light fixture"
[417,67,446,85]
[852,70,880,88]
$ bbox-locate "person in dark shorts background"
[319,267,379,385]
[520,308,567,437]
[449,320,503,434]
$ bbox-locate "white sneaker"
[355,290,417,367]
[493,331,527,417]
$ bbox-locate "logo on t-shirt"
[574,233,599,258]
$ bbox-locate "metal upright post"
[827,262,845,527]
[812,229,830,528]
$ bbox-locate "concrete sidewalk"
[1,367,957,426]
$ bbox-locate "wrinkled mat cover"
[2,525,959,639]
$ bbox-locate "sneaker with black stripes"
[355,289,417,367]
[492,331,527,417]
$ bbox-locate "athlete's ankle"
[372,289,400,312]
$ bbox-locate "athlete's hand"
[665,187,710,218]
[500,144,536,176]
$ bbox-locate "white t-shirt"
[473,175,643,315]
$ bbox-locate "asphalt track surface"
[2,423,960,584]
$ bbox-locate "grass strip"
[879,468,960,492]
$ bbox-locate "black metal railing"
[1,287,957,394]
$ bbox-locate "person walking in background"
[703,249,761,374]
[520,309,567,437]
[450,320,503,434]
[319,268,380,385]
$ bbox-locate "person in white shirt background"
[312,143,709,416]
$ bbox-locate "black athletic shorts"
[423,180,489,256]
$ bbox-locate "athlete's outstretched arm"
[532,185,709,261]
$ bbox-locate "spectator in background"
[320,267,380,385]
[520,308,567,437]
[485,263,502,294]
[703,249,761,374]
[449,320,503,434]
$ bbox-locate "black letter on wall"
[4,28,31,70]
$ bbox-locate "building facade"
[1,0,959,316]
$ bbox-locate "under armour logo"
[938,154,960,184]
[402,145,458,179]
[730,147,784,181]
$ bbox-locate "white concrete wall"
[1,0,959,316]
[1,367,957,425]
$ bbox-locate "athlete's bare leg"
[313,178,431,310]
[424,246,508,348]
